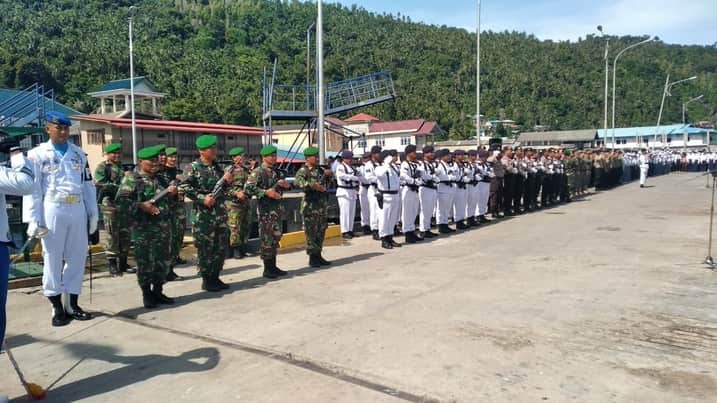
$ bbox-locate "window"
[179,135,194,150]
[357,139,367,148]
[157,133,166,139]
[400,136,411,145]
[87,129,105,145]
[374,138,385,147]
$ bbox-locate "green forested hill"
[1,0,715,138]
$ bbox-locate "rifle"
[149,178,186,204]
[121,163,136,172]
[211,164,236,202]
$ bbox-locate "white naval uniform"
[465,161,479,220]
[358,164,371,228]
[24,141,98,297]
[452,162,469,223]
[435,160,457,225]
[418,160,438,232]
[399,160,421,233]
[475,161,492,216]
[375,161,400,238]
[363,160,381,231]
[639,153,649,186]
[335,162,359,234]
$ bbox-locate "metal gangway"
[0,83,55,128]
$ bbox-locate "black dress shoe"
[362,226,372,235]
[404,232,416,243]
[372,230,380,241]
[422,231,437,238]
[389,237,402,247]
[342,232,353,239]
[68,307,93,321]
[381,237,393,249]
[414,232,425,241]
[52,310,72,327]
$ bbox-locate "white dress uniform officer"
[475,150,493,223]
[639,149,650,188]
[375,150,401,249]
[418,146,439,238]
[399,145,423,244]
[452,150,470,230]
[466,150,481,226]
[357,152,372,236]
[335,151,360,239]
[363,146,382,240]
[24,112,98,327]
[435,149,457,234]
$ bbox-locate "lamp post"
[128,5,138,165]
[655,75,697,145]
[681,94,703,152]
[306,22,315,111]
[611,37,654,149]
[597,26,609,148]
[316,0,325,165]
[476,0,481,147]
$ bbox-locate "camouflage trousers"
[227,200,251,247]
[257,206,284,260]
[133,225,170,287]
[170,203,187,262]
[302,204,328,255]
[192,212,228,277]
[101,204,130,259]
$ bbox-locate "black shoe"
[108,258,121,277]
[309,254,322,268]
[153,284,175,305]
[175,256,188,265]
[318,254,331,266]
[381,237,393,249]
[263,259,279,279]
[422,231,437,238]
[167,269,184,282]
[342,232,353,239]
[120,257,137,274]
[404,232,417,243]
[389,236,402,248]
[414,231,425,241]
[68,294,92,321]
[52,309,72,327]
[438,224,451,234]
[479,215,490,224]
[372,230,380,241]
[142,285,158,308]
[272,257,288,276]
[640,184,645,188]
[362,226,372,235]
[456,221,469,230]
[214,274,230,290]
[201,277,223,292]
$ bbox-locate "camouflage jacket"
[294,164,331,209]
[94,160,123,204]
[226,164,251,205]
[244,163,285,210]
[179,159,227,217]
[115,171,173,229]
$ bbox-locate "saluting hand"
[141,201,160,215]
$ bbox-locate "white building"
[339,113,443,154]
[597,124,716,150]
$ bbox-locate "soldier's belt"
[46,193,82,204]
[360,184,370,188]
[378,190,398,195]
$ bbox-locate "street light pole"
[681,94,703,152]
[611,37,653,149]
[306,23,314,111]
[476,0,481,147]
[128,6,138,165]
[655,75,697,145]
[597,26,609,148]
[317,0,325,165]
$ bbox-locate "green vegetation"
[1,0,715,139]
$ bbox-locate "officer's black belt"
[337,185,357,189]
[361,184,370,188]
[421,184,437,189]
[379,190,398,195]
[439,181,455,185]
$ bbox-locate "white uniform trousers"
[400,186,420,233]
[418,187,437,232]
[336,188,357,234]
[640,165,648,185]
[378,194,400,238]
[477,182,491,216]
[41,201,88,297]
[358,185,370,227]
[368,186,380,231]
[436,186,455,225]
[466,184,480,219]
[453,188,468,221]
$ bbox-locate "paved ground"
[2,172,717,403]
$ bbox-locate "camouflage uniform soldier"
[294,147,333,268]
[179,135,232,292]
[225,147,252,259]
[244,145,291,279]
[94,143,134,277]
[564,149,576,199]
[160,147,186,281]
[116,146,176,308]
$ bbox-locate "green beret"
[137,146,160,160]
[165,147,177,156]
[156,144,166,154]
[104,143,121,154]
[260,145,277,157]
[304,146,319,157]
[229,147,245,157]
[196,135,217,150]
[563,149,572,156]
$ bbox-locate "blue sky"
[332,0,716,46]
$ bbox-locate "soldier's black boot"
[119,257,137,274]
[214,273,230,290]
[389,236,402,248]
[318,254,331,266]
[404,231,417,244]
[141,285,157,308]
[166,267,184,282]
[48,295,71,327]
[372,230,380,241]
[381,236,393,249]
[234,244,247,259]
[272,257,288,276]
[153,283,175,305]
[263,259,279,279]
[362,225,372,236]
[108,257,121,277]
[201,275,223,292]
[479,215,490,224]
[67,294,92,321]
[422,230,437,238]
[414,231,425,241]
[438,224,451,234]
[309,254,322,268]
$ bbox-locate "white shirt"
[0,153,35,242]
[375,161,400,192]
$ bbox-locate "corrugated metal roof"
[91,77,160,94]
[0,89,82,118]
[345,113,381,123]
[369,119,441,136]
[596,124,715,138]
[518,129,597,143]
[73,115,263,136]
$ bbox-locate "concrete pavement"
[2,172,717,402]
